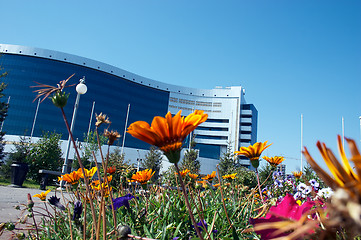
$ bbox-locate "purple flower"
[48,196,65,211]
[195,220,217,233]
[309,179,319,190]
[112,194,137,210]
[73,200,82,220]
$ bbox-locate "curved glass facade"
[0,54,169,150]
[0,44,258,171]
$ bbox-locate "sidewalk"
[0,185,70,222]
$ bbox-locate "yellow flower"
[234,141,272,168]
[213,183,220,188]
[222,173,237,180]
[175,169,190,177]
[292,171,303,179]
[197,180,209,189]
[58,171,81,185]
[202,171,216,181]
[303,135,361,197]
[263,156,285,167]
[127,110,208,163]
[95,112,111,127]
[131,169,155,184]
[33,189,51,201]
[77,167,97,179]
[188,173,199,180]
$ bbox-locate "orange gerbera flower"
[263,156,285,167]
[131,169,155,184]
[188,173,199,180]
[33,189,51,201]
[107,166,116,175]
[202,171,216,181]
[175,169,190,177]
[58,171,81,185]
[77,167,97,179]
[127,110,208,163]
[222,173,237,180]
[292,171,303,179]
[234,141,272,168]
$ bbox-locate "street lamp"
[61,77,87,174]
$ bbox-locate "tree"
[0,68,9,161]
[107,147,134,190]
[26,132,63,182]
[73,130,107,170]
[142,146,163,182]
[218,142,236,176]
[180,136,200,174]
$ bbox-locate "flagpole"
[301,114,303,171]
[30,98,40,142]
[86,101,96,141]
[121,104,130,155]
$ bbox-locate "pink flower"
[250,194,317,239]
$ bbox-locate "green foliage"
[258,164,275,187]
[180,137,201,174]
[107,147,134,190]
[0,135,31,178]
[218,142,236,176]
[26,132,62,182]
[0,68,9,160]
[142,146,163,182]
[180,148,200,174]
[73,130,107,170]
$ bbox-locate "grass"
[0,177,57,190]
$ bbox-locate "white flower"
[318,187,334,199]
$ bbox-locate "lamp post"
[61,77,87,174]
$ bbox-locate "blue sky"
[1,1,360,173]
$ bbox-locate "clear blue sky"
[2,0,360,173]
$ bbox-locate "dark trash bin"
[11,162,29,187]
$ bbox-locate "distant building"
[277,164,286,177]
[0,44,258,173]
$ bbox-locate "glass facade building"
[0,44,258,172]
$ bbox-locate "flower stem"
[174,163,204,240]
[255,168,264,202]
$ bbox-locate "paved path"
[0,185,71,239]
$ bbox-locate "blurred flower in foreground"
[235,141,272,168]
[112,194,137,210]
[303,135,361,237]
[127,110,207,163]
[250,194,319,239]
[202,171,216,181]
[48,196,65,211]
[33,189,51,201]
[131,169,154,184]
[263,156,285,168]
[58,171,81,185]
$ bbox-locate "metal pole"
[30,98,40,142]
[0,96,10,132]
[86,101,96,141]
[62,92,81,174]
[359,116,361,144]
[342,116,345,146]
[121,104,130,155]
[300,114,303,171]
